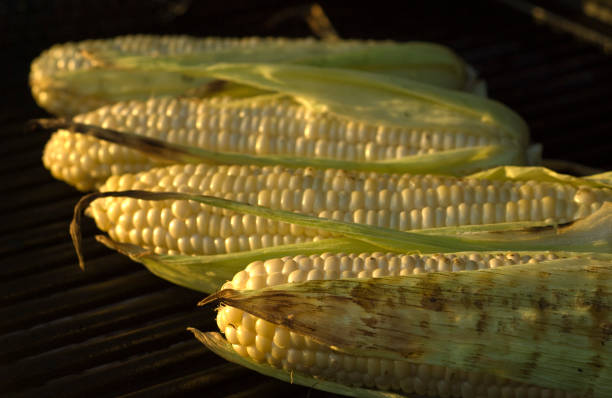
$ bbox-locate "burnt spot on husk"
[519,351,541,378]
[586,286,611,352]
[476,312,488,334]
[199,79,228,95]
[417,275,446,312]
[600,322,612,346]
[361,316,378,328]
[537,297,550,311]
[560,314,573,333]
[349,281,381,312]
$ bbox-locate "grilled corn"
[87,165,611,256]
[30,35,473,116]
[41,63,528,190]
[195,253,611,397]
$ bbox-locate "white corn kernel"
[215,252,575,396]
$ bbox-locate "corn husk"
[189,329,408,398]
[190,63,527,147]
[35,117,519,179]
[470,166,612,188]
[72,166,612,292]
[33,63,529,191]
[30,36,471,116]
[66,164,612,396]
[198,256,612,397]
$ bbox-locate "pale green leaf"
[190,329,409,398]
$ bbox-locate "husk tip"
[197,288,238,307]
[25,117,66,133]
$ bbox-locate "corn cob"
[199,254,610,397]
[41,63,528,191]
[30,35,471,116]
[43,94,520,191]
[211,252,571,397]
[88,164,611,256]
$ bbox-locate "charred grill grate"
[1,1,611,397]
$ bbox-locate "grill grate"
[1,1,610,397]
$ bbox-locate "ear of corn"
[74,179,610,296]
[192,253,611,397]
[84,164,611,257]
[93,185,612,288]
[30,35,473,116]
[41,110,518,192]
[40,62,526,191]
[84,179,611,291]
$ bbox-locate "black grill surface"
[2,1,611,397]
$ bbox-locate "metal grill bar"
[11,340,221,398]
[0,236,109,280]
[0,270,165,333]
[5,312,200,386]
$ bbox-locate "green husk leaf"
[72,190,612,269]
[124,62,528,148]
[37,40,472,116]
[587,171,612,186]
[44,68,220,105]
[433,202,612,253]
[32,117,518,176]
[189,330,405,398]
[36,62,530,181]
[469,165,612,190]
[97,229,612,294]
[87,40,469,90]
[95,235,381,293]
[205,257,612,397]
